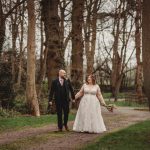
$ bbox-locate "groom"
[49,69,75,131]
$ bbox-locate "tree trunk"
[84,1,92,75]
[59,0,65,53]
[59,0,72,77]
[111,8,122,100]
[111,1,128,101]
[41,0,64,88]
[0,1,5,55]
[114,74,123,100]
[142,0,150,110]
[36,15,45,100]
[10,1,18,84]
[71,0,84,89]
[135,0,143,103]
[17,2,25,88]
[26,0,40,116]
[87,0,99,74]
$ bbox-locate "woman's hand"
[75,95,77,100]
[75,95,80,100]
[105,104,116,112]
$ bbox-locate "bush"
[1,81,49,115]
[0,107,21,118]
[39,81,49,114]
[13,81,49,115]
[13,94,30,114]
[41,80,49,96]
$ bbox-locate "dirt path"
[0,107,150,150]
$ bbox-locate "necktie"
[60,79,64,86]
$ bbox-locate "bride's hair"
[86,74,96,85]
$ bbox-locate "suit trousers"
[56,100,69,129]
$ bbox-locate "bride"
[73,74,109,133]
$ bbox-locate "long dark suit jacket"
[49,78,75,104]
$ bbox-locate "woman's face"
[87,76,92,84]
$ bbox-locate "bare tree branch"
[4,0,26,19]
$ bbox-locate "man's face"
[60,70,66,79]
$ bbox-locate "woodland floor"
[0,107,150,150]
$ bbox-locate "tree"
[85,0,101,74]
[26,0,40,116]
[41,0,64,88]
[36,3,46,100]
[10,0,19,84]
[135,0,143,103]
[0,0,26,55]
[17,2,26,88]
[0,0,5,54]
[111,1,124,101]
[142,0,150,110]
[71,0,84,89]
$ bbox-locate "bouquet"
[105,104,116,112]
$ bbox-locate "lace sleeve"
[96,85,106,106]
[75,84,84,99]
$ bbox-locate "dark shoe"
[64,125,69,131]
[54,128,62,133]
[58,128,62,132]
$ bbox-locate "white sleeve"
[75,84,84,99]
[96,85,106,106]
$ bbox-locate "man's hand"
[72,100,76,103]
[49,101,53,105]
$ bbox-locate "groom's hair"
[86,74,96,85]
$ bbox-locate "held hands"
[49,101,53,106]
[72,99,76,103]
[75,95,78,100]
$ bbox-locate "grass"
[103,92,148,108]
[102,92,148,108]
[106,100,148,108]
[82,120,150,150]
[103,92,126,99]
[0,113,75,133]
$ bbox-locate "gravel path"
[0,107,150,150]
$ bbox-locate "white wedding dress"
[73,84,106,133]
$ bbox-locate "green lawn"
[106,100,148,108]
[0,114,75,133]
[103,92,126,99]
[82,120,150,150]
[103,92,149,108]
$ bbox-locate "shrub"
[0,107,20,118]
